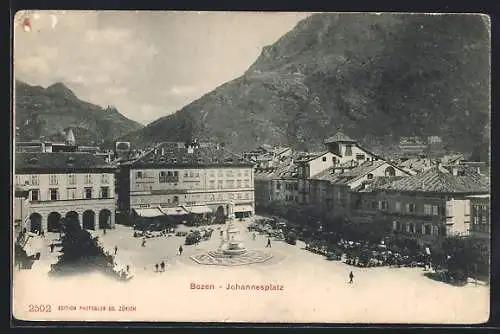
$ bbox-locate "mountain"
[123,13,490,160]
[14,80,143,146]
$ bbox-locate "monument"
[190,202,273,266]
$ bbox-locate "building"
[311,160,410,215]
[467,194,490,239]
[116,142,255,221]
[14,186,30,236]
[354,166,490,245]
[324,132,383,165]
[14,152,117,233]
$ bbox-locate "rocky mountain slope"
[123,13,490,160]
[14,80,143,146]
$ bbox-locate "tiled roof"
[295,151,328,163]
[374,167,490,194]
[131,143,253,168]
[324,132,357,143]
[15,152,115,172]
[312,160,384,182]
[355,176,406,192]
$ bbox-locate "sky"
[14,11,312,125]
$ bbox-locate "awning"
[184,205,212,214]
[132,208,166,218]
[234,205,253,213]
[159,206,189,216]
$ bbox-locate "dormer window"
[173,158,178,164]
[367,173,374,180]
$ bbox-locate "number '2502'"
[28,304,51,312]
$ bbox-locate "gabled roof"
[15,152,115,173]
[374,167,490,194]
[324,132,357,144]
[311,160,405,185]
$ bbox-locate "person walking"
[126,265,130,273]
[160,261,165,272]
[266,238,272,248]
[40,230,45,238]
[114,246,118,255]
[178,245,183,256]
[154,263,159,272]
[141,239,146,247]
[252,232,256,241]
[103,227,107,235]
[50,243,55,253]
[349,271,354,284]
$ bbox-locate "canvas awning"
[133,208,166,218]
[234,205,253,213]
[184,205,213,214]
[159,206,189,216]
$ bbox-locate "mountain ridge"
[122,13,490,160]
[15,80,144,147]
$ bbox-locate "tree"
[50,216,116,276]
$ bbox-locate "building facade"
[117,142,255,220]
[467,194,490,238]
[14,152,116,233]
[354,167,489,244]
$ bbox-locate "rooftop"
[374,167,490,194]
[312,160,395,185]
[324,132,357,144]
[130,143,253,168]
[15,152,116,172]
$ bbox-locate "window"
[49,174,58,185]
[356,154,365,160]
[276,183,281,190]
[424,204,433,215]
[244,193,249,199]
[229,193,234,199]
[209,194,215,201]
[67,188,77,199]
[294,183,298,191]
[424,225,432,235]
[237,170,242,177]
[174,171,179,178]
[371,201,378,209]
[184,171,189,177]
[15,175,20,185]
[217,180,223,189]
[84,187,92,199]
[67,174,76,185]
[209,180,215,189]
[367,173,374,180]
[49,188,58,201]
[209,170,215,178]
[406,203,416,213]
[345,144,352,156]
[236,180,241,188]
[173,196,179,204]
[31,175,39,185]
[85,174,93,184]
[101,174,109,184]
[31,189,39,201]
[218,170,223,177]
[432,205,439,216]
[237,193,242,199]
[322,156,327,162]
[244,170,249,177]
[226,180,234,188]
[395,201,402,212]
[409,223,415,234]
[380,201,388,211]
[136,171,143,179]
[101,187,109,198]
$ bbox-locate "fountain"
[190,202,273,266]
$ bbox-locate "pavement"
[12,216,490,324]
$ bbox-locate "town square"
[12,12,490,324]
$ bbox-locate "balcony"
[159,176,180,183]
